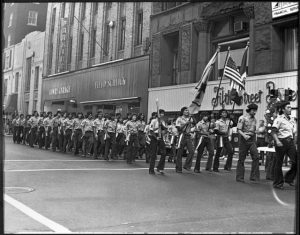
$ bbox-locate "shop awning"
[3,93,18,113]
[80,97,140,104]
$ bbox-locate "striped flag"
[189,47,220,114]
[225,56,245,90]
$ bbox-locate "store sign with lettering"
[49,85,71,95]
[95,77,126,89]
[211,87,263,107]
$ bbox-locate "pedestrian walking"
[194,112,215,173]
[236,104,260,182]
[212,109,234,172]
[137,113,147,159]
[175,107,196,173]
[148,109,168,174]
[271,101,297,189]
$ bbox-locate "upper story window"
[135,11,143,45]
[81,3,86,21]
[161,2,183,11]
[8,13,13,27]
[5,50,12,69]
[28,11,38,26]
[93,2,98,15]
[283,26,298,71]
[119,18,126,50]
[15,72,19,92]
[78,32,84,61]
[104,23,110,54]
[61,3,66,18]
[7,35,11,47]
[70,3,75,25]
[34,66,39,90]
[106,2,112,10]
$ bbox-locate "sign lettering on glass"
[49,85,71,95]
[95,77,126,89]
[272,2,298,18]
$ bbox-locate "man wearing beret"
[271,101,297,189]
[236,103,260,182]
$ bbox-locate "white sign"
[272,2,298,18]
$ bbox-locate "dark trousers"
[63,129,73,152]
[93,130,105,157]
[29,127,38,147]
[58,128,64,151]
[38,127,45,149]
[82,131,94,156]
[176,134,195,171]
[44,127,52,149]
[195,136,214,171]
[16,126,24,144]
[168,136,178,162]
[213,137,233,170]
[265,152,276,180]
[23,127,30,144]
[104,132,116,159]
[274,138,297,187]
[138,131,146,158]
[115,133,126,156]
[126,133,139,163]
[236,137,260,181]
[73,129,83,154]
[51,127,59,151]
[149,135,167,172]
[13,126,18,143]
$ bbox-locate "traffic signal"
[285,88,294,101]
[269,89,278,99]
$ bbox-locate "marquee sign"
[272,2,298,18]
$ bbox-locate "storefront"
[148,71,298,122]
[42,55,149,118]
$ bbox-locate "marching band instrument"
[196,135,204,150]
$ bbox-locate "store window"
[28,11,38,26]
[128,102,140,115]
[283,26,298,71]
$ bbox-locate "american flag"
[224,56,245,90]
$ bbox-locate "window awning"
[3,93,18,113]
[80,97,140,105]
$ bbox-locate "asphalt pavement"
[4,136,296,233]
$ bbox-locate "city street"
[4,136,296,233]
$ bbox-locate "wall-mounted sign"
[49,85,71,96]
[272,2,298,18]
[95,77,126,89]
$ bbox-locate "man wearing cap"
[236,103,260,182]
[271,101,297,189]
[43,111,53,150]
[213,109,234,172]
[194,112,215,173]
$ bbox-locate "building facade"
[42,2,152,117]
[3,31,45,115]
[148,2,298,121]
[3,3,48,48]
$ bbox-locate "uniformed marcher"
[81,112,94,157]
[114,117,126,159]
[103,113,118,160]
[12,114,19,143]
[58,112,67,152]
[175,107,196,173]
[23,115,31,145]
[271,101,297,189]
[63,113,74,153]
[110,113,122,160]
[28,111,39,148]
[125,113,140,164]
[194,112,215,173]
[137,113,147,159]
[213,109,234,172]
[167,119,178,163]
[37,112,46,149]
[51,111,62,152]
[73,112,84,155]
[93,112,106,159]
[17,114,25,144]
[43,111,53,150]
[148,109,168,174]
[236,104,260,182]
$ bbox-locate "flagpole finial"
[227,46,230,51]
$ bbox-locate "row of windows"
[8,11,38,28]
[48,3,145,74]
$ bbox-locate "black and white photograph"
[1,1,299,234]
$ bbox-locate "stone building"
[148,2,298,122]
[3,31,45,115]
[42,2,152,117]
